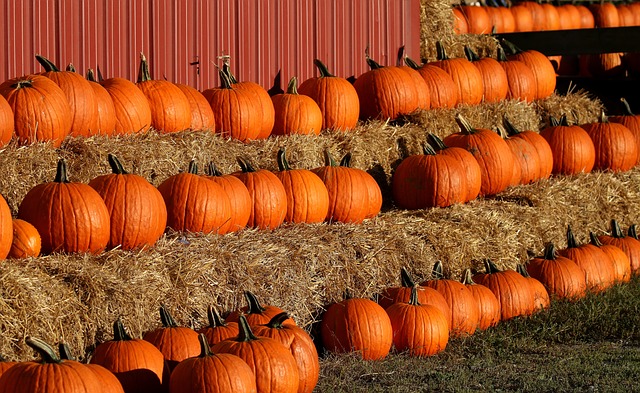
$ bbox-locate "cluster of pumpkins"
[391,106,640,210]
[0,148,382,258]
[2,219,638,392]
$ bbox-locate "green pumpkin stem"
[54,159,70,183]
[464,46,480,62]
[197,333,214,357]
[435,41,449,61]
[408,285,421,306]
[25,337,62,364]
[620,97,635,116]
[66,63,77,72]
[222,63,239,84]
[187,160,198,174]
[496,46,509,62]
[35,54,60,72]
[313,59,335,77]
[589,231,604,247]
[484,259,501,274]
[461,268,476,285]
[566,225,580,248]
[236,315,259,342]
[137,52,152,83]
[598,109,609,123]
[322,149,339,167]
[455,114,477,135]
[431,260,444,280]
[400,267,417,287]
[11,79,33,89]
[86,69,97,82]
[277,148,292,171]
[516,264,531,278]
[629,224,639,239]
[365,57,384,70]
[159,304,179,328]
[549,116,560,127]
[286,77,299,95]
[500,38,522,55]
[339,152,352,167]
[543,243,558,260]
[244,291,267,314]
[96,66,105,82]
[404,57,421,70]
[611,219,625,238]
[58,342,75,361]
[237,157,257,173]
[503,117,522,136]
[107,154,128,175]
[113,318,134,341]
[343,288,353,300]
[219,69,233,89]
[422,143,437,156]
[206,305,228,328]
[205,162,223,177]
[427,134,448,151]
[267,312,290,328]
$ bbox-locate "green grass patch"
[316,278,640,392]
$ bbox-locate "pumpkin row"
[392,109,640,209]
[0,149,382,258]
[454,1,640,34]
[2,218,636,392]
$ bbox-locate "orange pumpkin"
[430,42,484,105]
[464,46,508,103]
[99,73,152,135]
[540,115,596,175]
[581,110,638,172]
[196,305,240,347]
[428,133,482,202]
[85,68,117,136]
[8,218,40,259]
[405,57,459,109]
[204,162,252,233]
[526,242,587,300]
[271,77,324,136]
[460,269,501,330]
[143,305,200,371]
[175,83,216,131]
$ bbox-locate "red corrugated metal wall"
[0,0,421,91]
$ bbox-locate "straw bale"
[0,91,621,362]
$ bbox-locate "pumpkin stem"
[54,159,70,183]
[11,79,33,89]
[222,63,239,84]
[396,45,405,67]
[463,46,480,62]
[113,318,133,341]
[206,305,228,328]
[187,160,198,174]
[25,337,63,364]
[219,69,233,89]
[408,285,421,306]
[435,41,449,61]
[0,355,6,362]
[496,46,509,62]
[277,148,292,171]
[86,68,97,82]
[484,259,501,274]
[286,77,299,95]
[236,315,259,342]
[598,109,609,123]
[611,219,625,238]
[365,57,384,70]
[107,154,128,175]
[461,268,476,285]
[455,114,477,135]
[422,142,437,156]
[543,242,558,260]
[431,260,444,280]
[159,304,179,328]
[313,59,335,77]
[500,38,522,55]
[502,117,522,136]
[35,54,60,72]
[66,63,77,72]
[137,52,152,83]
[237,157,257,173]
[620,98,635,116]
[566,225,580,248]
[266,312,290,328]
[549,116,560,127]
[244,291,267,314]
[343,288,353,300]
[589,231,604,247]
[205,162,223,177]
[322,149,339,167]
[339,152,352,167]
[96,66,105,82]
[58,342,75,361]
[629,224,638,240]
[427,134,449,151]
[516,264,531,278]
[404,57,421,70]
[559,115,570,126]
[197,333,214,357]
[400,267,417,287]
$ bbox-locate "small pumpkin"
[516,264,551,311]
[503,117,553,181]
[226,290,295,327]
[589,231,631,284]
[271,77,324,136]
[581,109,638,172]
[464,46,508,103]
[609,98,640,165]
[526,242,587,300]
[496,46,537,103]
[196,305,240,347]
[8,218,40,259]
[404,57,458,109]
[430,42,484,106]
[175,83,216,131]
[598,220,640,276]
[502,38,556,99]
[460,269,501,330]
[204,162,252,232]
[539,115,596,175]
[85,68,117,136]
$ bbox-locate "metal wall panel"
[0,0,421,90]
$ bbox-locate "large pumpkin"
[0,74,71,147]
[320,292,393,360]
[99,70,152,134]
[18,159,110,254]
[500,122,542,185]
[539,115,596,175]
[57,342,124,393]
[85,68,117,136]
[158,161,232,235]
[404,57,458,109]
[503,117,553,180]
[428,133,482,202]
[89,154,167,250]
[271,77,323,136]
[589,232,631,284]
[36,54,98,137]
[609,98,640,165]
[460,269,501,330]
[581,110,638,172]
[515,264,551,311]
[430,42,484,106]
[204,162,252,232]
[175,83,216,131]
[502,39,556,99]
[496,46,537,103]
[526,242,587,300]
[444,115,515,196]
[136,52,191,133]
[464,46,508,103]
[298,59,360,131]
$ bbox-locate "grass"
[315,278,640,392]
